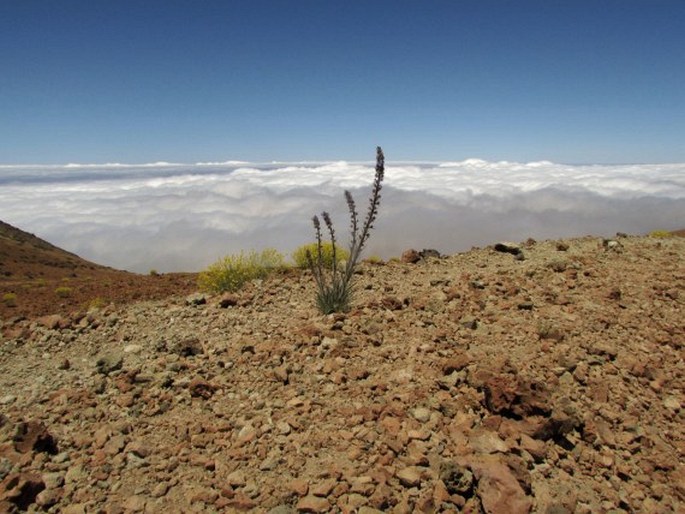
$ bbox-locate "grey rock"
[440,461,474,495]
[494,242,522,256]
[95,353,123,375]
[419,248,442,259]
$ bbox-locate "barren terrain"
[0,227,683,513]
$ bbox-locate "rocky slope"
[0,235,683,513]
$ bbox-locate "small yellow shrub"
[292,242,349,269]
[198,248,285,293]
[2,292,17,307]
[649,230,673,238]
[55,286,73,298]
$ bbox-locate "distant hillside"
[0,220,196,319]
[0,220,107,279]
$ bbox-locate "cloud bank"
[0,159,683,272]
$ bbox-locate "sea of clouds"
[0,159,684,272]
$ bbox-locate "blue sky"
[1,0,684,164]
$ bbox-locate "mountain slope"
[0,220,196,319]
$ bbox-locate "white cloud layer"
[1,159,684,272]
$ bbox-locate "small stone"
[35,487,62,508]
[175,337,203,356]
[277,421,292,435]
[185,294,207,306]
[0,472,45,509]
[494,242,522,256]
[218,294,240,308]
[64,464,88,484]
[471,457,532,514]
[664,397,681,410]
[407,429,430,441]
[290,478,309,497]
[236,424,256,445]
[412,407,431,423]
[311,478,337,497]
[126,441,150,458]
[397,466,422,487]
[459,316,478,330]
[470,430,509,454]
[103,435,126,456]
[440,462,473,496]
[13,421,58,454]
[227,470,247,487]
[519,434,546,462]
[442,354,472,374]
[296,495,330,513]
[223,492,256,510]
[187,486,219,504]
[95,353,123,375]
[37,315,64,330]
[41,472,64,490]
[259,457,279,471]
[123,344,143,354]
[0,395,16,405]
[603,239,623,251]
[151,482,169,498]
[273,366,289,384]
[188,378,217,399]
[401,249,421,264]
[122,495,147,512]
[419,248,442,259]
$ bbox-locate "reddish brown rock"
[12,421,58,454]
[442,353,473,374]
[482,373,550,418]
[401,249,421,264]
[469,457,532,514]
[296,495,331,513]
[188,378,217,399]
[0,472,46,511]
[311,478,337,497]
[290,478,309,496]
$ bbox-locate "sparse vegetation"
[307,146,385,314]
[363,255,384,265]
[55,286,73,298]
[198,248,285,293]
[649,229,673,238]
[292,242,349,269]
[87,297,107,311]
[149,269,160,276]
[2,292,17,307]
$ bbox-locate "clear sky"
[1,0,684,164]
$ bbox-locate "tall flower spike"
[308,147,385,313]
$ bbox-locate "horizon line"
[2,158,685,169]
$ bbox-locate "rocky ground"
[0,235,683,513]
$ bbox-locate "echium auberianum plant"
[307,146,385,314]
